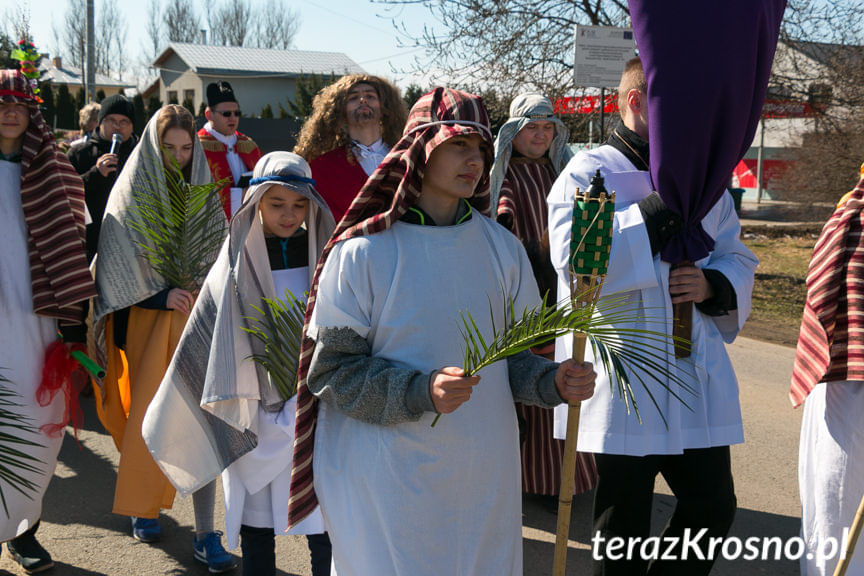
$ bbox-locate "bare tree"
[144,0,164,59]
[249,0,300,50]
[165,0,200,43]
[96,0,127,77]
[373,0,629,95]
[5,5,33,43]
[208,0,252,46]
[52,0,86,83]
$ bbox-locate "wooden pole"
[833,493,864,576]
[553,277,591,576]
[554,181,614,575]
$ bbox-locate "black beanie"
[207,81,237,107]
[98,94,135,124]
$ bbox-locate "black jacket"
[67,132,139,261]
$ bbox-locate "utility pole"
[86,0,95,102]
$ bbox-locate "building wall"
[161,68,203,108]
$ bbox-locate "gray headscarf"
[488,93,572,213]
[93,105,221,320]
[142,152,337,496]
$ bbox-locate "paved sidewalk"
[0,337,802,575]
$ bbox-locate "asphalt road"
[0,337,802,575]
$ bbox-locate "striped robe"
[497,157,597,495]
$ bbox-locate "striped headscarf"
[288,87,493,527]
[0,69,95,322]
[790,176,864,406]
[488,93,572,212]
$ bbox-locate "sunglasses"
[215,110,242,118]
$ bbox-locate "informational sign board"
[574,25,636,88]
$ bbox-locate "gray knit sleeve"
[506,350,564,408]
[308,327,437,425]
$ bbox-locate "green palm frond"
[242,290,306,402]
[127,154,229,293]
[0,370,45,518]
[447,291,694,428]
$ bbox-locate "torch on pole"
[554,170,615,575]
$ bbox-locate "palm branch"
[0,370,45,518]
[430,291,693,427]
[242,290,306,402]
[127,155,229,293]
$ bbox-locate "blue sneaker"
[131,516,161,543]
[193,531,237,573]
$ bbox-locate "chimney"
[200,29,207,44]
[52,56,62,68]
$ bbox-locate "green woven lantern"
[555,170,616,575]
[569,170,615,278]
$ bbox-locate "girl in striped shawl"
[0,69,95,573]
[286,88,596,575]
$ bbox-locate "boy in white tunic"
[286,87,596,575]
[548,58,758,575]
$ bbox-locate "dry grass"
[739,233,816,347]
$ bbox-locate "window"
[167,90,178,104]
[184,89,195,103]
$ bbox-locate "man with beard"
[294,75,407,222]
[197,81,263,219]
[68,94,138,261]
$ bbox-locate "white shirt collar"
[204,122,238,148]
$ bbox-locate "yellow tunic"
[97,307,187,518]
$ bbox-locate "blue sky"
[26,0,434,88]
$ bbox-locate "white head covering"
[93,106,220,320]
[488,93,573,212]
[142,152,337,496]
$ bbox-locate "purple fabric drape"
[628,0,786,263]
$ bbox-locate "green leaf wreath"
[0,370,45,518]
[430,291,695,427]
[127,155,229,293]
[243,290,307,402]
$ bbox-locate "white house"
[144,42,365,116]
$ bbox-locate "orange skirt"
[96,307,187,518]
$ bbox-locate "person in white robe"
[548,58,758,575]
[0,68,96,573]
[286,87,597,576]
[143,152,335,576]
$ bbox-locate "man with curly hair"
[294,74,407,222]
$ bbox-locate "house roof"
[152,43,365,77]
[38,61,134,89]
[783,39,864,68]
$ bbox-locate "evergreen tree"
[197,101,207,117]
[277,103,289,119]
[260,103,274,118]
[147,95,163,118]
[74,88,86,113]
[403,84,425,110]
[286,71,337,119]
[56,84,75,129]
[96,89,106,102]
[40,83,56,129]
[181,97,194,115]
[132,93,147,134]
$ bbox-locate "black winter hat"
[98,94,135,124]
[207,81,237,107]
